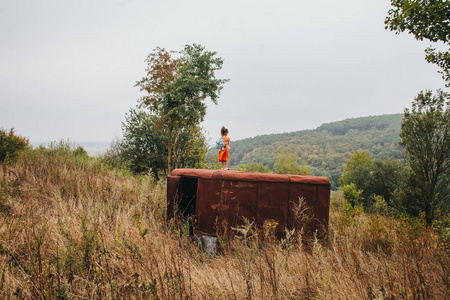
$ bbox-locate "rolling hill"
[227,114,404,189]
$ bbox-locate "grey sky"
[1,0,447,149]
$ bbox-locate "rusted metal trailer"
[167,168,330,240]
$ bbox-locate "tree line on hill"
[226,114,403,189]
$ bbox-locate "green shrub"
[0,128,29,162]
[339,183,363,207]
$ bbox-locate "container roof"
[170,168,330,185]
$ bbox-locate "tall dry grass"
[0,145,448,299]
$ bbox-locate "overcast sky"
[1,0,447,150]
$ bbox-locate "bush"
[339,183,363,207]
[0,128,29,162]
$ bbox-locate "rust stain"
[211,204,230,210]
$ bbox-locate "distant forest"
[226,114,404,189]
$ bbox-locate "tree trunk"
[168,129,173,173]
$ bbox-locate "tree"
[385,0,450,86]
[398,90,449,221]
[339,151,408,209]
[339,150,373,193]
[339,150,374,207]
[120,109,168,178]
[135,44,229,172]
[120,108,209,179]
[175,124,209,170]
[369,158,407,206]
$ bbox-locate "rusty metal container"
[167,169,330,238]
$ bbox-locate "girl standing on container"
[218,126,230,170]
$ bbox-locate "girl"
[218,126,230,170]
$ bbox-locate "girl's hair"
[221,126,228,136]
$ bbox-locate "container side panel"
[314,207,330,233]
[196,179,222,235]
[317,185,330,208]
[288,184,317,231]
[257,183,290,234]
[167,176,182,220]
[220,181,258,229]
[315,185,331,233]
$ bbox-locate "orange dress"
[218,137,230,162]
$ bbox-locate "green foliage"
[120,108,208,178]
[0,128,29,162]
[339,150,372,190]
[369,158,407,206]
[371,195,390,215]
[339,151,407,210]
[229,114,403,188]
[120,109,168,178]
[339,150,373,206]
[180,126,209,170]
[204,150,222,170]
[100,139,130,171]
[383,91,450,222]
[135,44,228,172]
[316,114,403,135]
[339,183,364,207]
[74,146,87,156]
[236,163,271,173]
[385,0,450,86]
[274,147,309,175]
[397,90,450,222]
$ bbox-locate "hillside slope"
[1,141,447,299]
[228,114,403,188]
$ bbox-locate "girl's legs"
[220,161,228,170]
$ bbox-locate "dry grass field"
[0,145,448,299]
